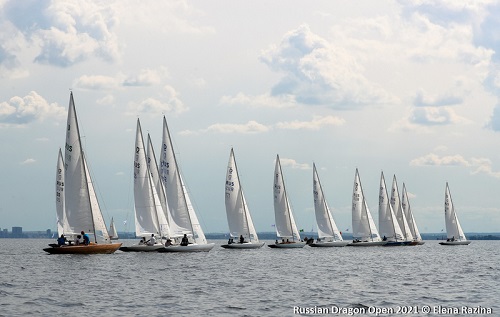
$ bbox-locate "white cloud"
[123,68,164,87]
[73,75,120,90]
[410,153,470,167]
[410,153,500,178]
[0,91,66,127]
[20,158,36,165]
[275,115,345,130]
[220,93,297,109]
[126,85,186,116]
[3,1,120,67]
[280,157,311,170]
[205,121,270,134]
[259,24,395,109]
[410,106,470,126]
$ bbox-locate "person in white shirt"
[147,234,156,246]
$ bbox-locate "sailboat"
[439,183,471,245]
[221,148,264,249]
[309,163,348,247]
[109,217,118,240]
[119,120,168,252]
[269,155,306,248]
[378,172,408,246]
[348,168,386,246]
[44,92,121,254]
[390,175,413,245]
[401,183,424,245]
[157,116,214,252]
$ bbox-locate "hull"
[347,241,387,247]
[119,244,165,252]
[309,241,349,247]
[416,241,425,245]
[383,241,412,246]
[157,243,215,252]
[439,240,471,245]
[221,242,265,249]
[268,242,306,248]
[43,243,122,254]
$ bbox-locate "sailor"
[239,235,245,244]
[148,234,156,246]
[81,231,90,245]
[57,234,66,246]
[181,234,189,246]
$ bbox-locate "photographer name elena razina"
[293,305,493,315]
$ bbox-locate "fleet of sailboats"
[45,94,473,253]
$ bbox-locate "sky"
[1,0,500,235]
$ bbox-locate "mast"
[446,182,462,240]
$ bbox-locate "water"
[0,239,498,316]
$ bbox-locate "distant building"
[12,227,23,238]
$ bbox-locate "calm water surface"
[0,239,498,316]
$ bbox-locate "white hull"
[221,242,265,249]
[268,242,306,248]
[157,243,215,252]
[309,241,349,247]
[347,241,387,247]
[119,244,165,252]
[439,240,471,245]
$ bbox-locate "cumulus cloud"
[410,153,470,167]
[123,68,163,87]
[220,93,296,109]
[20,158,36,165]
[3,0,119,68]
[125,85,187,116]
[73,75,120,90]
[410,152,500,178]
[204,121,270,134]
[275,115,345,130]
[410,106,469,126]
[259,24,394,109]
[280,157,311,170]
[0,91,66,127]
[414,89,463,107]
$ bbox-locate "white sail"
[64,92,110,243]
[225,148,259,242]
[444,183,467,241]
[146,133,172,238]
[378,172,404,241]
[160,116,207,244]
[55,148,68,237]
[352,169,381,242]
[401,183,422,242]
[133,119,165,238]
[109,217,118,240]
[84,156,110,242]
[312,163,343,241]
[390,175,413,241]
[273,155,301,241]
